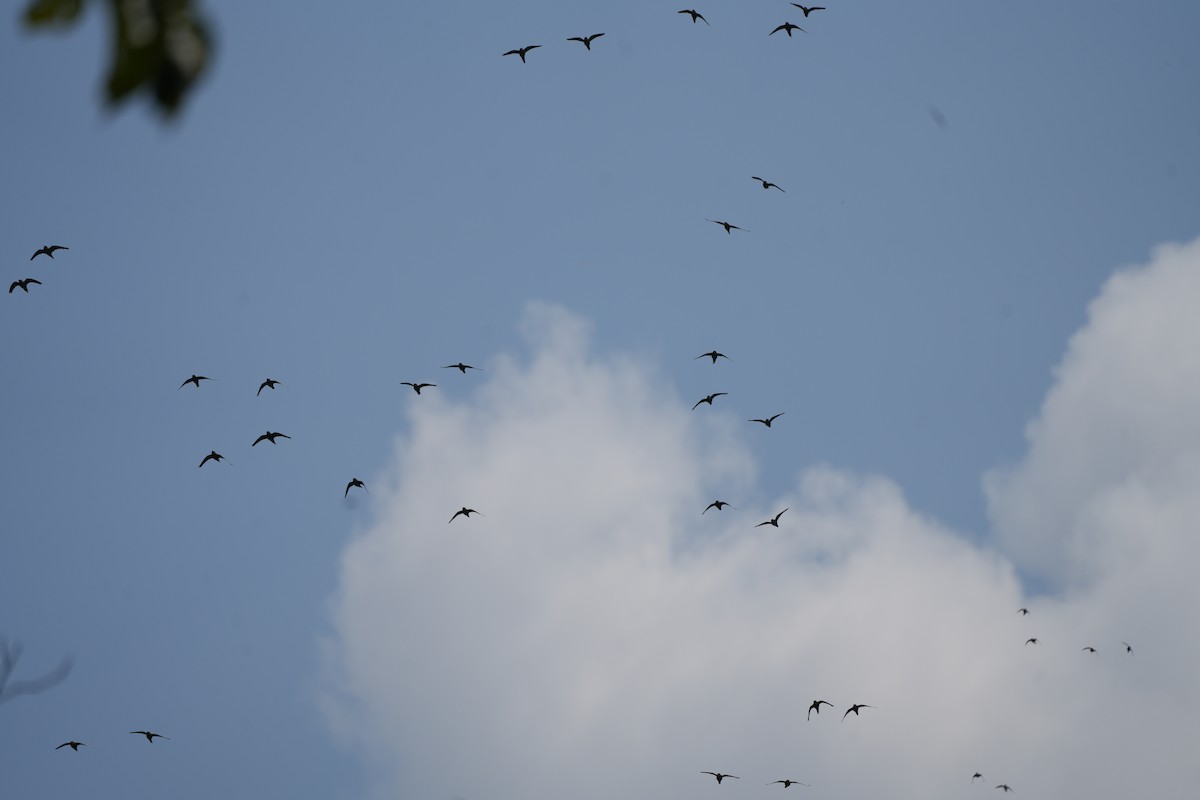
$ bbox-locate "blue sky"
[2,3,1199,799]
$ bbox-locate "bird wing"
[771,25,786,35]
[252,435,268,446]
[503,49,520,56]
[49,245,67,253]
[8,282,17,293]
[770,413,785,422]
[589,33,605,41]
[755,520,772,527]
[198,454,213,467]
[56,742,71,749]
[28,279,42,285]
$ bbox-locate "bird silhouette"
[752,176,785,191]
[567,33,605,50]
[449,507,482,523]
[257,378,281,396]
[749,413,785,427]
[198,450,226,468]
[791,4,825,16]
[31,245,68,260]
[1025,638,1038,645]
[442,363,479,373]
[1122,642,1133,654]
[56,741,85,750]
[251,431,291,446]
[702,772,738,784]
[995,786,1014,793]
[130,731,168,742]
[679,10,710,25]
[696,351,730,363]
[756,508,788,527]
[503,45,541,63]
[703,500,734,514]
[768,780,809,788]
[9,278,42,293]
[707,219,747,234]
[401,382,436,394]
[1017,608,1029,615]
[972,773,984,783]
[807,699,833,720]
[1082,646,1097,653]
[770,22,806,37]
[842,703,874,720]
[179,374,210,389]
[692,392,727,410]
[345,477,366,497]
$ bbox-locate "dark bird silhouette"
[257,378,281,396]
[749,413,785,428]
[752,176,785,192]
[702,772,738,784]
[995,786,1014,793]
[179,374,210,389]
[807,699,833,720]
[56,741,85,750]
[567,33,605,50]
[679,10,710,25]
[972,773,984,783]
[768,780,809,788]
[791,4,825,16]
[503,45,541,63]
[1018,608,1029,616]
[756,508,788,527]
[1083,646,1097,653]
[1025,638,1038,645]
[696,351,730,363]
[402,382,436,394]
[345,477,366,497]
[703,500,734,514]
[252,431,291,446]
[1123,642,1133,654]
[31,245,68,260]
[9,278,42,293]
[770,22,806,37]
[442,363,479,373]
[449,507,482,523]
[130,731,168,742]
[707,219,747,234]
[692,392,727,410]
[198,450,226,468]
[842,703,873,720]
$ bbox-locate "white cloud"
[325,248,1200,800]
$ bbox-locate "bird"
[257,378,281,396]
[9,278,42,293]
[401,382,436,394]
[749,413,785,427]
[1083,646,1097,653]
[768,780,809,788]
[503,45,541,63]
[1122,642,1133,654]
[179,374,210,389]
[31,245,68,260]
[56,741,85,751]
[791,4,825,16]
[752,176,785,191]
[442,363,479,373]
[842,703,874,720]
[198,450,226,468]
[345,477,367,497]
[703,500,734,514]
[449,507,482,523]
[972,773,984,783]
[567,33,605,50]
[995,786,1014,793]
[707,219,747,234]
[692,392,727,410]
[1025,638,1038,645]
[701,773,738,784]
[770,22,806,37]
[130,731,168,742]
[678,10,710,25]
[695,351,730,363]
[756,508,788,527]
[1017,607,1029,615]
[807,699,833,720]
[251,431,291,446]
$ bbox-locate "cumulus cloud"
[325,245,1200,800]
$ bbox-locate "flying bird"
[31,245,68,260]
[1083,646,1097,653]
[198,450,226,468]
[701,773,738,784]
[791,4,825,16]
[257,378,281,396]
[995,786,1014,793]
[1017,608,1029,615]
[696,351,730,363]
[807,699,833,720]
[972,773,984,783]
[678,10,710,25]
[130,731,169,742]
[749,413,785,427]
[345,477,367,497]
[703,500,734,514]
[251,431,291,446]
[442,363,479,373]
[770,23,806,37]
[179,374,210,389]
[1025,638,1038,645]
[9,278,42,293]
[752,176,785,191]
[567,33,605,50]
[756,508,788,527]
[56,741,85,751]
[449,507,482,523]
[768,780,809,788]
[503,45,541,63]
[692,392,727,410]
[1123,642,1133,654]
[707,219,747,234]
[842,703,874,720]
[401,382,436,394]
